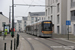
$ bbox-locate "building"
[16,20,22,32]
[45,0,68,34]
[28,12,46,24]
[67,0,75,35]
[22,17,27,32]
[0,12,9,31]
[14,23,17,31]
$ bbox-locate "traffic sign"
[66,20,71,25]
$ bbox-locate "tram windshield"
[43,22,51,31]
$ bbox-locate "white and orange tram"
[26,20,54,37]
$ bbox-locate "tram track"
[27,34,68,46]
[21,33,54,50]
[22,33,67,50]
[22,36,34,50]
[25,33,70,46]
[33,38,54,50]
[20,33,75,50]
[23,33,69,46]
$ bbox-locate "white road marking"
[27,38,32,40]
[40,38,45,40]
[34,38,39,40]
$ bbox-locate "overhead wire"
[15,0,34,21]
[21,0,45,15]
[24,0,34,14]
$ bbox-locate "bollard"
[10,40,12,50]
[14,38,15,50]
[17,34,19,47]
[16,39,17,49]
[3,32,5,40]
[73,48,75,50]
[4,43,6,50]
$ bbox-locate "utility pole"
[9,6,11,32]
[12,0,14,37]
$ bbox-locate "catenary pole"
[9,6,11,32]
[12,0,14,37]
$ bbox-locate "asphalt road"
[19,33,75,50]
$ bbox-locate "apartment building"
[28,12,46,24]
[16,20,22,32]
[67,0,75,35]
[0,12,9,31]
[45,0,68,34]
[22,17,27,32]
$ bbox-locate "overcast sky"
[0,0,45,21]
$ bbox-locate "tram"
[26,20,54,37]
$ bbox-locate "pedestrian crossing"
[26,37,45,40]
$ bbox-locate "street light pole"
[12,0,14,37]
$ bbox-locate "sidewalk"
[0,34,14,50]
[17,36,31,50]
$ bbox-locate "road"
[19,33,75,50]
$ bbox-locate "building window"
[19,24,20,26]
[51,0,52,4]
[71,10,75,21]
[57,15,59,24]
[46,9,47,16]
[39,17,41,20]
[31,21,34,23]
[57,26,60,34]
[57,3,59,13]
[48,0,50,5]
[19,26,20,29]
[51,6,53,14]
[44,17,46,20]
[51,16,53,22]
[35,17,38,22]
[42,17,43,20]
[2,22,6,27]
[48,17,50,20]
[31,17,34,20]
[52,0,54,4]
[48,8,50,15]
[24,21,26,23]
[53,0,54,3]
[25,25,26,27]
[71,0,75,8]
